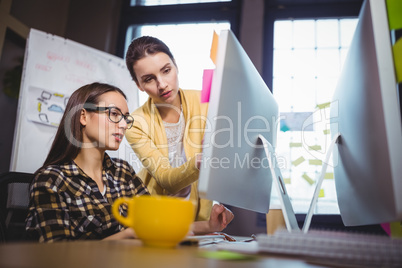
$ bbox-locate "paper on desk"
[183,234,226,247]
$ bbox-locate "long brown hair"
[42,82,127,167]
[125,36,176,85]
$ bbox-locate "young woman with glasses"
[25,82,233,242]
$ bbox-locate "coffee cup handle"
[112,197,134,227]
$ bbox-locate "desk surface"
[0,239,328,268]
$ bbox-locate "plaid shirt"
[25,154,149,242]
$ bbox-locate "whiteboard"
[10,29,142,173]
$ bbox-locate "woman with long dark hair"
[25,82,233,242]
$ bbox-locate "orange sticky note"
[210,31,219,65]
[201,69,214,103]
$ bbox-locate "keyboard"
[257,229,402,268]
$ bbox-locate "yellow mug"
[112,195,195,247]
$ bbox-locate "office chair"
[0,171,34,242]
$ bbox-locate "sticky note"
[308,145,321,151]
[386,0,402,30]
[198,250,256,261]
[309,159,322,166]
[302,173,315,185]
[393,38,402,83]
[323,129,330,135]
[292,156,305,166]
[324,173,334,179]
[210,31,219,65]
[201,69,214,103]
[390,221,402,238]
[381,223,391,236]
[316,102,330,109]
[284,178,291,184]
[290,142,302,148]
[319,189,325,198]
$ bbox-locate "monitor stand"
[257,135,300,232]
[302,133,341,233]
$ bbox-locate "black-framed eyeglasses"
[84,105,134,129]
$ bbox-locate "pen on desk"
[243,234,257,242]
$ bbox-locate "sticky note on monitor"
[386,0,402,30]
[201,69,214,103]
[210,31,219,65]
[393,38,402,83]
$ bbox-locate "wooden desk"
[0,239,327,268]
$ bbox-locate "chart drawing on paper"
[27,86,69,127]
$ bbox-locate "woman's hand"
[103,228,137,240]
[191,204,234,235]
[208,204,234,232]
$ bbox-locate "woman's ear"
[79,109,88,126]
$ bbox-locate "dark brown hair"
[125,36,176,85]
[42,82,126,167]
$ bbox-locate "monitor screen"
[330,0,402,226]
[198,30,279,214]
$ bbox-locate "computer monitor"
[198,30,299,231]
[330,0,402,226]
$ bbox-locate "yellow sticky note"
[302,173,315,185]
[284,178,291,184]
[316,102,330,109]
[210,31,219,65]
[324,173,334,179]
[390,221,402,238]
[319,189,325,198]
[309,159,322,166]
[290,142,302,148]
[393,38,402,83]
[292,156,305,167]
[323,129,330,135]
[386,0,402,30]
[308,145,321,151]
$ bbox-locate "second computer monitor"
[198,30,279,214]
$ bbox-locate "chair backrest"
[0,172,35,242]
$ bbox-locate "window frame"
[262,0,363,92]
[116,0,242,57]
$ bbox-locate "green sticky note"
[324,173,334,179]
[292,156,305,166]
[393,38,402,83]
[316,102,330,109]
[290,142,302,148]
[198,250,256,261]
[308,145,321,151]
[309,159,322,166]
[390,221,402,238]
[386,0,402,30]
[302,173,315,185]
[284,178,291,184]
[323,129,330,135]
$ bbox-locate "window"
[272,18,358,214]
[126,22,230,105]
[118,0,240,105]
